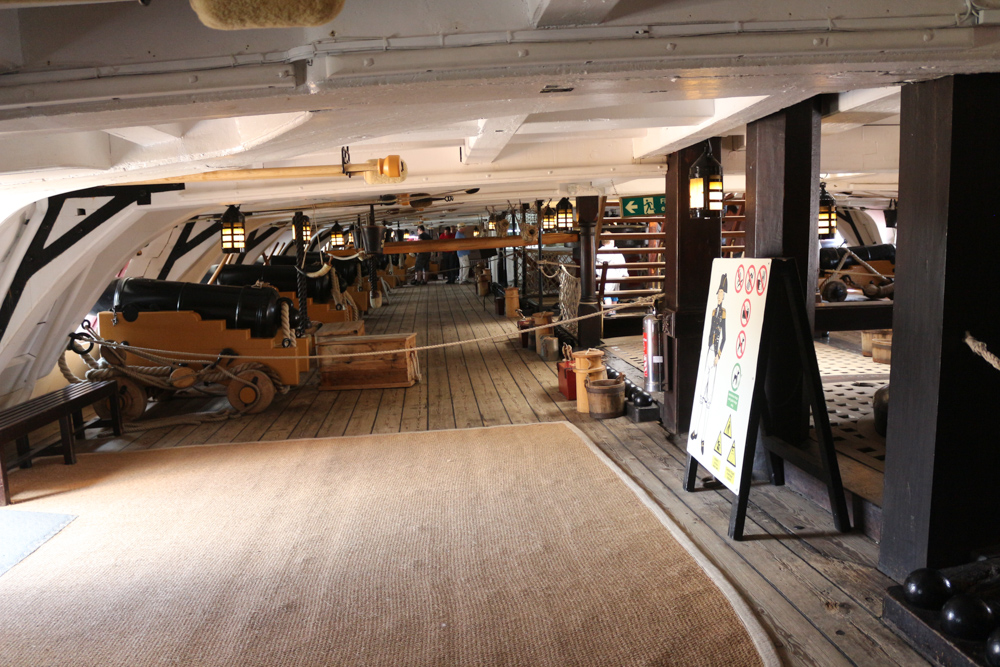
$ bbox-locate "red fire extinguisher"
[643,309,663,393]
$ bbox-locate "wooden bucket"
[872,339,892,365]
[539,335,561,361]
[533,311,554,353]
[504,287,520,318]
[861,329,891,357]
[587,378,626,419]
[573,348,606,413]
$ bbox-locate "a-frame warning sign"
[684,258,850,541]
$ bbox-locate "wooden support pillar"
[744,97,821,445]
[660,139,722,433]
[879,74,1000,581]
[576,196,602,348]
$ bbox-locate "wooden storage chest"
[318,333,419,390]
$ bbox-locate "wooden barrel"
[587,378,626,419]
[504,287,520,318]
[533,311,554,353]
[573,348,606,413]
[872,339,892,364]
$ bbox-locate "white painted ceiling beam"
[462,115,528,165]
[822,87,901,134]
[528,0,624,27]
[632,91,815,158]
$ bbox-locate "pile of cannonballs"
[605,368,653,408]
[903,567,1000,664]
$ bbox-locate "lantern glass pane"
[689,178,704,210]
[220,220,245,253]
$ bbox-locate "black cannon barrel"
[111,278,300,339]
[819,243,896,271]
[212,264,333,303]
[269,252,326,266]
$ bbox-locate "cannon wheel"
[227,370,275,414]
[94,378,148,421]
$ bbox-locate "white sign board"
[686,258,772,494]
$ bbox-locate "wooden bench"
[0,380,122,506]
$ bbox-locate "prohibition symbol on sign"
[735,265,746,293]
[731,363,742,390]
[745,266,756,295]
[735,331,747,359]
[756,265,768,295]
[740,299,751,327]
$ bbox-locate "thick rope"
[281,301,296,347]
[77,294,662,363]
[58,351,83,384]
[964,332,1000,373]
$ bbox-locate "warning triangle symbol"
[714,434,723,455]
[727,443,737,466]
[724,415,733,438]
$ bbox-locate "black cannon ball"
[986,627,1000,667]
[633,392,653,407]
[623,382,635,400]
[903,568,952,610]
[606,368,618,379]
[940,594,996,641]
[873,384,889,437]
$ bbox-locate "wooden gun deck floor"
[67,282,921,666]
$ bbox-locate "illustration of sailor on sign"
[690,273,728,453]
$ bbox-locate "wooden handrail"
[601,262,665,269]
[598,232,665,240]
[598,248,667,254]
[329,233,579,256]
[601,276,665,283]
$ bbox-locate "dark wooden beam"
[660,140,722,434]
[813,301,893,332]
[576,196,602,347]
[744,97,821,445]
[879,74,1000,581]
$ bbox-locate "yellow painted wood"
[96,310,309,386]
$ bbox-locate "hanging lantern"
[295,214,312,244]
[818,182,837,239]
[219,205,246,253]
[541,203,558,232]
[328,221,347,249]
[487,214,497,233]
[556,197,574,231]
[689,140,724,219]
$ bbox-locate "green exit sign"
[620,195,666,217]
